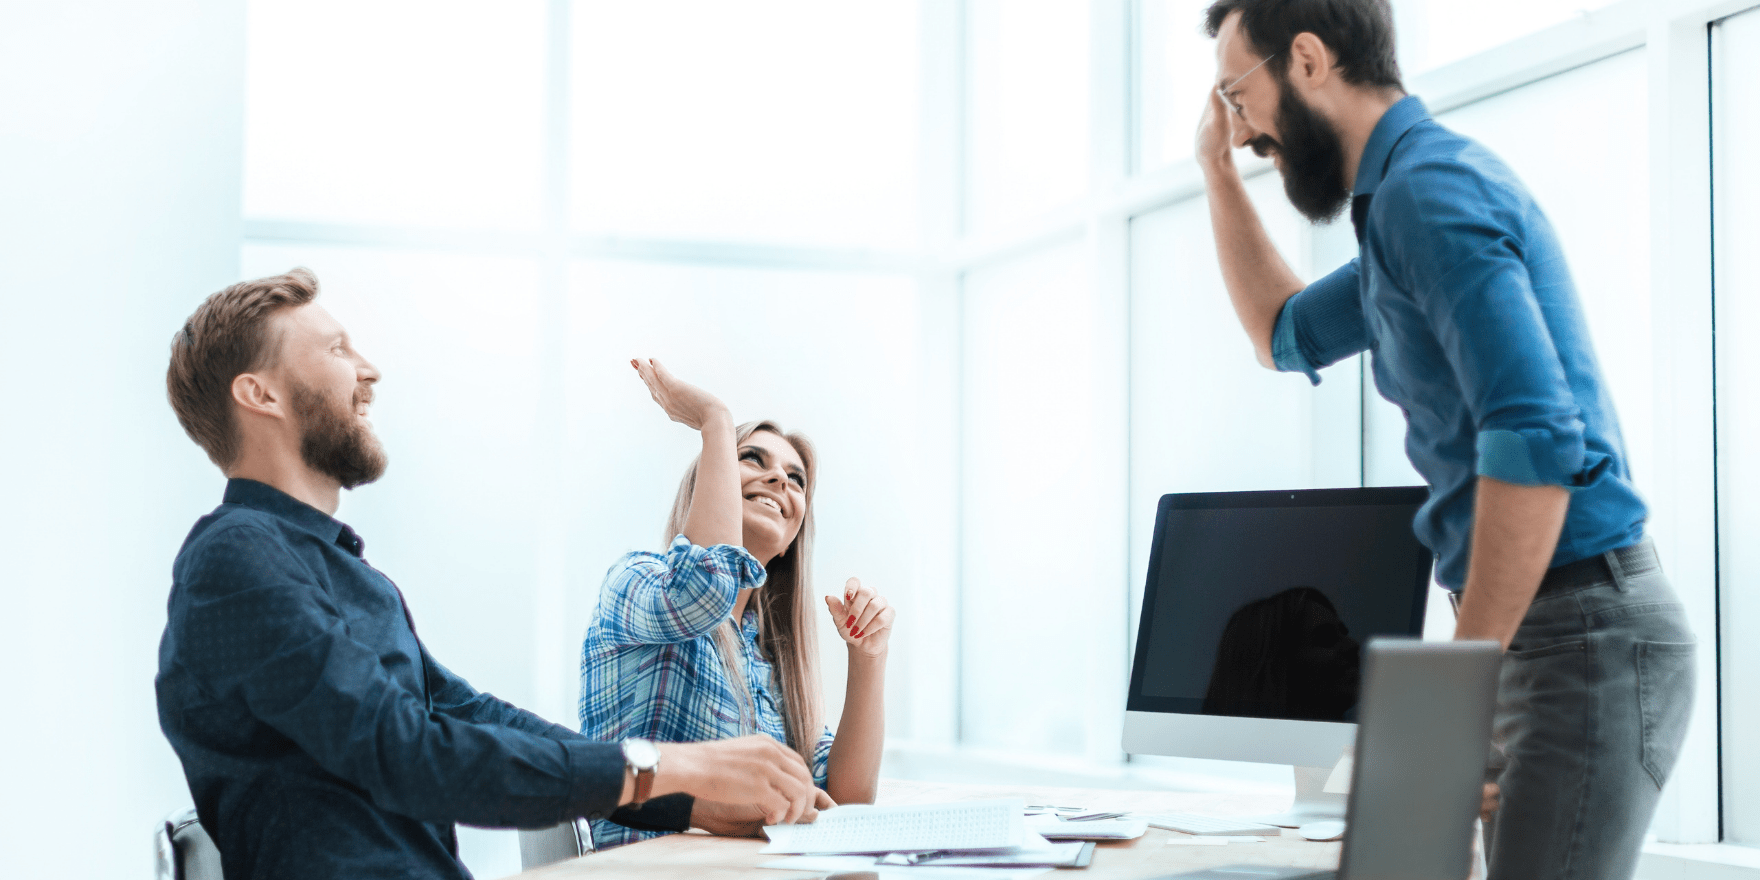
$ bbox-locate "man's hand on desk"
[692,789,837,837]
[641,735,821,826]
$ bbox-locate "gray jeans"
[1479,538,1696,880]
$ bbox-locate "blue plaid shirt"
[579,535,834,849]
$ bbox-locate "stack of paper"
[761,799,1029,855]
[1026,815,1149,840]
[759,799,1088,877]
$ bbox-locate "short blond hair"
[166,268,318,468]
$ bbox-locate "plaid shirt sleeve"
[811,726,834,788]
[594,535,767,645]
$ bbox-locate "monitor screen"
[1126,487,1432,724]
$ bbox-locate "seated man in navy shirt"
[158,268,825,880]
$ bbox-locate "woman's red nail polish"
[846,616,854,628]
[852,629,862,639]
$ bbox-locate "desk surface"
[509,779,1340,880]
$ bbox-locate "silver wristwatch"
[621,738,661,804]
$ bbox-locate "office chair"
[518,818,596,870]
[154,809,224,880]
[517,813,594,869]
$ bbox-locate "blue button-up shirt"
[1271,96,1645,589]
[157,479,688,880]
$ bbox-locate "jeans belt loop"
[1606,540,1641,592]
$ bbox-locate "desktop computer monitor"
[1122,486,1432,823]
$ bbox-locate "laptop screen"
[1126,488,1432,723]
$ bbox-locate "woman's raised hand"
[631,358,730,431]
[825,577,894,659]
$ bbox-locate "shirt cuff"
[563,740,630,821]
[1271,302,1322,386]
[666,534,769,591]
[1475,427,1586,487]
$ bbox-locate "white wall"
[0,2,246,878]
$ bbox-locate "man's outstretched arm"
[1198,89,1307,368]
[174,525,821,830]
[422,652,696,832]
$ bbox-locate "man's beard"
[290,381,387,490]
[1246,76,1352,224]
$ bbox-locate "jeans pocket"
[1492,639,1588,769]
[1506,640,1586,661]
[1636,640,1696,788]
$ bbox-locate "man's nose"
[1230,114,1257,150]
[357,355,381,383]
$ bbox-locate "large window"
[1716,4,1760,848]
[942,0,1742,866]
[958,239,1112,755]
[568,2,920,247]
[1392,0,1625,74]
[1136,0,1216,171]
[1127,176,1356,625]
[237,0,1760,873]
[965,0,1092,232]
[243,2,936,875]
[244,0,549,230]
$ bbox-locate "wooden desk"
[509,780,1340,880]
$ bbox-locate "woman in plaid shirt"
[578,358,895,849]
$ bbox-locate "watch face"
[624,738,661,770]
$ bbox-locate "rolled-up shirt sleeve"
[594,536,768,646]
[1378,161,1592,488]
[172,524,629,829]
[1271,259,1370,385]
[811,727,835,789]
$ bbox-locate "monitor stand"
[1252,765,1348,828]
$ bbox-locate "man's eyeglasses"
[1216,52,1279,119]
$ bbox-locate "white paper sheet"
[757,856,1051,879]
[761,799,1026,854]
[1024,816,1147,840]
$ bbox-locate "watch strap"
[633,764,655,804]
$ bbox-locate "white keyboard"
[1134,812,1281,836]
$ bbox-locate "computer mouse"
[1296,820,1347,841]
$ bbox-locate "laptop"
[1158,638,1502,880]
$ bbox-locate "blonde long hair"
[664,420,822,765]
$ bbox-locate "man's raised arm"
[1198,90,1307,368]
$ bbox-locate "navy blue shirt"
[1271,96,1645,589]
[157,479,689,879]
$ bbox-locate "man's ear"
[1288,32,1333,89]
[231,371,287,421]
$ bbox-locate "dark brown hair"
[167,268,319,468]
[1204,0,1403,90]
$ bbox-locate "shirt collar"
[222,478,366,557]
[1353,95,1430,197]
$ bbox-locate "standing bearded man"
[1194,1,1695,877]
